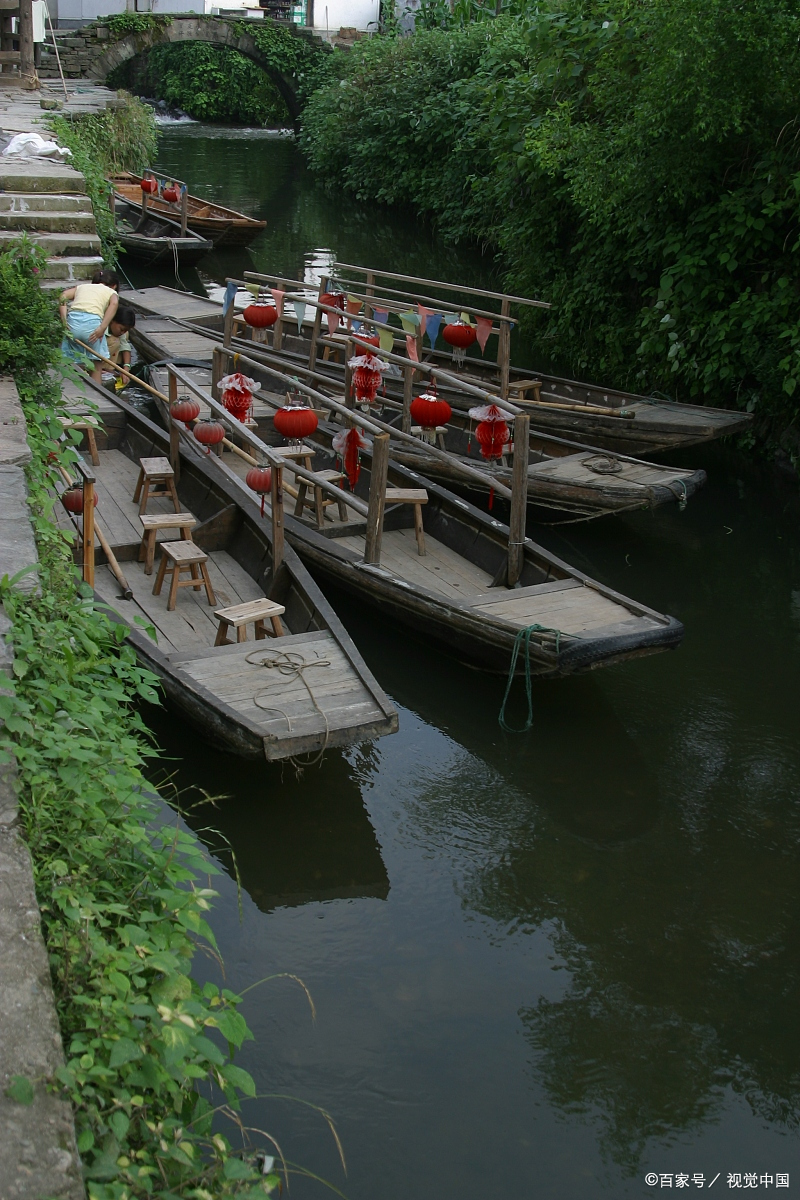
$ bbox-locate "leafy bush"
[301,0,800,452]
[110,42,291,126]
[49,93,159,261]
[0,242,62,381]
[101,12,172,38]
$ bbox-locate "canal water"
[137,125,800,1198]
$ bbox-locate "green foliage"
[49,93,158,261]
[302,0,800,451]
[0,243,62,381]
[1,283,279,1197]
[110,43,290,126]
[237,21,338,107]
[101,12,172,38]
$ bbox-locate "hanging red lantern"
[442,320,477,366]
[140,176,158,194]
[243,302,278,329]
[219,372,260,425]
[349,352,386,407]
[245,465,272,518]
[170,396,200,429]
[333,426,369,491]
[193,418,226,453]
[409,382,452,444]
[356,332,380,349]
[273,403,318,443]
[470,403,510,460]
[61,485,97,514]
[162,183,180,203]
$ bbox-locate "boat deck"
[69,448,391,758]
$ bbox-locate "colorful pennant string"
[406,335,420,362]
[245,282,260,298]
[222,280,237,318]
[400,311,420,335]
[292,300,306,332]
[270,288,285,316]
[378,326,394,352]
[425,312,443,347]
[417,304,431,337]
[475,316,493,354]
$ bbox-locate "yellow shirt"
[71,283,115,319]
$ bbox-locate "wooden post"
[363,432,390,565]
[222,297,235,349]
[17,0,36,88]
[270,464,284,575]
[273,280,285,351]
[82,477,95,588]
[402,364,413,434]
[498,298,511,401]
[167,369,181,481]
[507,413,530,588]
[364,270,375,320]
[308,278,326,372]
[211,345,224,399]
[179,186,188,237]
[344,337,354,409]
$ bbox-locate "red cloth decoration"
[333,426,368,491]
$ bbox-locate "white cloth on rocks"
[1,133,72,162]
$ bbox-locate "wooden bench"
[214,598,286,646]
[287,469,349,527]
[152,540,215,611]
[385,487,428,555]
[139,512,197,575]
[58,415,100,466]
[133,456,181,516]
[508,378,542,404]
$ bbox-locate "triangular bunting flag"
[346,294,363,315]
[406,335,419,362]
[425,312,443,347]
[460,311,473,324]
[379,326,394,353]
[442,312,458,325]
[373,308,389,327]
[475,316,493,355]
[400,310,420,335]
[417,304,431,337]
[270,288,285,316]
[292,300,306,332]
[222,280,237,318]
[245,282,260,298]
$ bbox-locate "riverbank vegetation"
[0,243,279,1197]
[300,0,800,451]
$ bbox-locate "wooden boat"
[139,359,685,679]
[113,195,213,267]
[56,376,398,761]
[119,290,707,521]
[110,172,267,247]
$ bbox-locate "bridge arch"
[87,17,314,122]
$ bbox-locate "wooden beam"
[498,297,511,402]
[308,277,326,372]
[270,464,284,575]
[333,260,551,309]
[507,413,530,588]
[16,0,35,87]
[82,476,95,587]
[364,432,390,565]
[167,369,181,481]
[402,364,413,434]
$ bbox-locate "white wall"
[57,0,255,23]
[312,0,378,32]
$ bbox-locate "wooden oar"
[56,464,133,599]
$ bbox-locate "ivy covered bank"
[0,241,278,1196]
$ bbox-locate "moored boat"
[110,171,267,247]
[113,195,213,267]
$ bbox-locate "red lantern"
[333,426,368,491]
[409,382,452,444]
[273,403,318,443]
[61,485,97,514]
[469,403,510,510]
[193,419,226,453]
[243,303,278,329]
[442,320,477,365]
[140,176,158,194]
[245,465,272,517]
[162,184,180,203]
[219,372,259,425]
[349,352,385,407]
[170,396,200,429]
[356,332,380,349]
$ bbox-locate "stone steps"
[0,193,93,213]
[40,255,104,286]
[0,229,102,254]
[0,210,97,233]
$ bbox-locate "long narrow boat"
[120,290,707,520]
[139,360,684,678]
[111,172,267,247]
[113,196,213,267]
[57,379,398,760]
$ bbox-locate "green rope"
[498,623,563,734]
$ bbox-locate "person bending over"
[59,269,120,384]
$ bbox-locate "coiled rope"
[498,624,563,733]
[246,647,332,767]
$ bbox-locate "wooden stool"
[385,487,428,555]
[290,469,348,526]
[58,415,100,466]
[139,512,196,575]
[508,378,542,404]
[133,456,181,516]
[152,540,215,612]
[214,598,286,646]
[411,424,448,451]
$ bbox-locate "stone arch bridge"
[39,16,327,122]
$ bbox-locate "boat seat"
[385,487,428,556]
[411,424,447,451]
[508,378,543,403]
[139,512,196,575]
[152,540,215,612]
[58,414,100,466]
[287,468,348,527]
[133,456,181,515]
[214,597,286,646]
